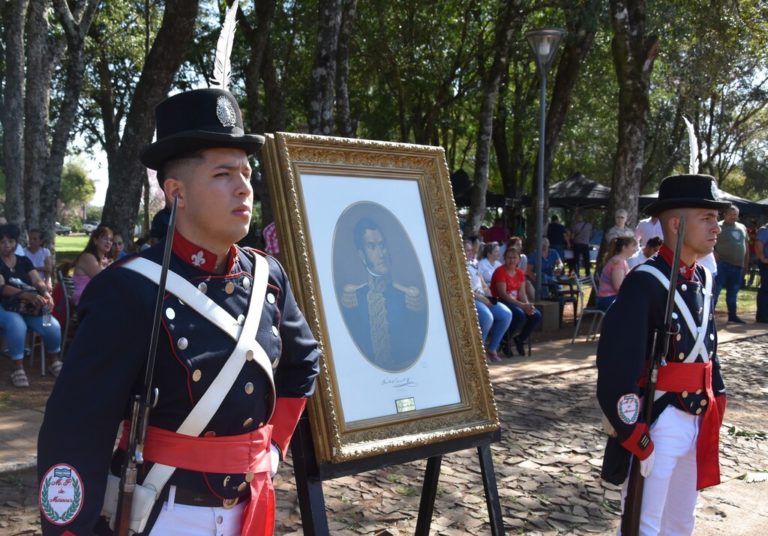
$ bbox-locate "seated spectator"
[605,208,636,243]
[627,235,663,269]
[111,232,129,260]
[69,224,114,305]
[527,237,564,299]
[464,236,512,363]
[596,236,637,311]
[0,225,63,387]
[478,241,502,285]
[506,236,535,301]
[24,228,53,290]
[491,247,542,356]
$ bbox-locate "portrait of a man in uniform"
[333,204,428,372]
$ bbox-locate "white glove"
[270,444,281,477]
[639,450,655,478]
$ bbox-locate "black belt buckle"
[171,486,245,509]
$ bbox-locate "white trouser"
[149,486,245,536]
[619,406,701,536]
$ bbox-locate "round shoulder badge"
[617,393,641,425]
[39,464,84,525]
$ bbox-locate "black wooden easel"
[290,414,505,535]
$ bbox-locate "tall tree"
[101,0,199,241]
[608,0,658,227]
[1,0,28,226]
[307,0,341,135]
[334,0,357,138]
[465,0,519,236]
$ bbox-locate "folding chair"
[571,274,606,343]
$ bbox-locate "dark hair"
[0,223,21,242]
[646,236,663,248]
[610,236,636,256]
[480,241,499,259]
[353,218,383,250]
[157,150,205,183]
[80,224,114,262]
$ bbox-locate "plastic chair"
[55,269,77,358]
[571,275,606,343]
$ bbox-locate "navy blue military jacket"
[596,253,726,450]
[37,240,320,534]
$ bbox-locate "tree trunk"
[40,0,100,238]
[335,0,357,138]
[23,0,59,231]
[1,0,28,226]
[101,0,199,242]
[465,0,517,237]
[608,0,658,239]
[307,0,341,135]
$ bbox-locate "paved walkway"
[2,320,766,535]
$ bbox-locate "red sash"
[654,361,724,489]
[119,423,275,535]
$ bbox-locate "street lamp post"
[526,28,564,302]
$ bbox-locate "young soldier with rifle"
[36,87,320,535]
[596,174,729,536]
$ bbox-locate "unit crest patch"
[617,393,641,425]
[39,464,84,525]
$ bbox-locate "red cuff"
[621,423,655,460]
[716,394,726,418]
[268,397,307,459]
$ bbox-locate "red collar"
[171,231,237,273]
[658,244,696,281]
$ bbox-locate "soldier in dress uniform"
[597,174,729,535]
[37,88,320,535]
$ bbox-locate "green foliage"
[60,161,96,208]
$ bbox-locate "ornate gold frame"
[262,133,499,463]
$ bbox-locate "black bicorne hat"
[644,174,731,216]
[140,88,265,172]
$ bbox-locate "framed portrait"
[262,133,499,464]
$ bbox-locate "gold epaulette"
[341,283,366,308]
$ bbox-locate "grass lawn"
[52,234,89,264]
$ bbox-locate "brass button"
[223,475,230,486]
[165,307,176,320]
[678,352,685,360]
[695,389,702,395]
[271,325,279,337]
[237,481,248,492]
[695,408,702,415]
[243,278,251,290]
[192,369,202,382]
[245,350,254,361]
[225,281,235,294]
[243,417,254,428]
[266,293,276,304]
[244,382,254,394]
[244,472,254,482]
[177,337,189,350]
[222,498,239,509]
[681,284,688,292]
[682,391,688,398]
[700,399,708,407]
[198,282,208,294]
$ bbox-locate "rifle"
[114,196,178,536]
[620,214,686,536]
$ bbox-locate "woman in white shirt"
[478,241,502,284]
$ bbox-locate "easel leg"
[414,455,442,536]
[478,444,505,535]
[290,415,330,536]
